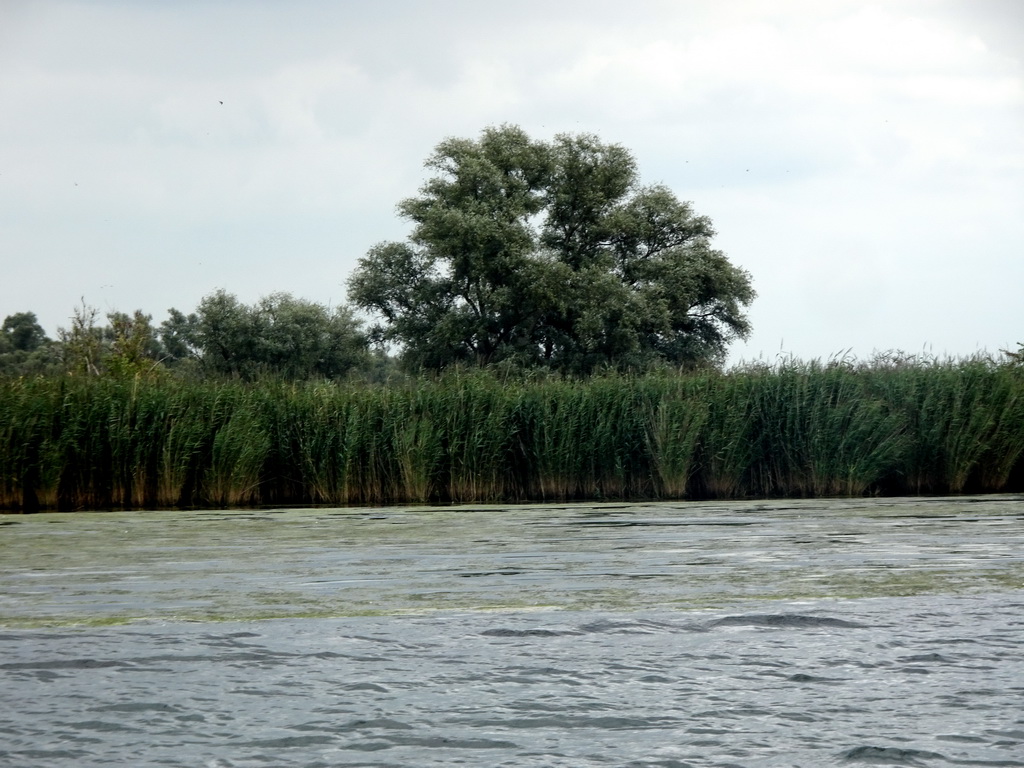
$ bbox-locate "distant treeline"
[0,294,374,382]
[3,359,1023,512]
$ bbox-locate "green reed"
[691,371,759,498]
[742,363,908,497]
[866,359,1024,494]
[514,377,652,500]
[642,377,710,498]
[435,373,516,501]
[1,358,1022,511]
[280,384,353,504]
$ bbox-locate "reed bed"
[2,359,1022,511]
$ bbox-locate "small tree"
[58,301,105,376]
[2,312,48,352]
[1003,343,1024,366]
[0,312,58,375]
[56,302,164,378]
[255,293,368,380]
[159,308,200,367]
[105,310,163,378]
[191,290,258,377]
[188,290,368,380]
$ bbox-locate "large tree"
[349,125,755,372]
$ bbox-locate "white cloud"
[0,0,1021,362]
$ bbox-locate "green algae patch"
[1,497,1021,627]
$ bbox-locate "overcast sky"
[2,0,1022,364]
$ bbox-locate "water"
[2,496,1023,767]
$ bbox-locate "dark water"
[1,497,1023,767]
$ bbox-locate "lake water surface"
[2,496,1023,766]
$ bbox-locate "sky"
[2,0,1022,365]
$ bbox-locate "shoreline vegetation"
[3,358,1024,513]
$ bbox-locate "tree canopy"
[2,312,48,352]
[173,290,368,380]
[0,311,57,375]
[0,293,368,381]
[349,125,755,372]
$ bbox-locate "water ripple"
[1,498,1023,766]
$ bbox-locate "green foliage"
[185,290,369,380]
[4,358,1022,511]
[349,124,755,373]
[56,301,102,375]
[1003,343,1024,366]
[16,293,368,383]
[2,312,48,352]
[105,310,163,379]
[158,308,199,367]
[52,301,164,379]
[0,312,59,376]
